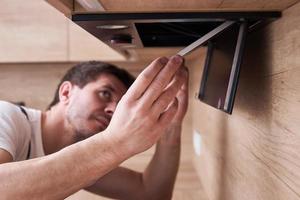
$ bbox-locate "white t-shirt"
[0,101,45,161]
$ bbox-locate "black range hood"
[72,11,280,49]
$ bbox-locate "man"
[0,55,188,199]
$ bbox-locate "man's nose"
[104,102,117,117]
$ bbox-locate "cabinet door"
[0,0,69,62]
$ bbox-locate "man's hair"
[47,61,135,110]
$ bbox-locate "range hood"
[72,11,280,52]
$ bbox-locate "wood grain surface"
[191,2,300,200]
[48,0,300,13]
[97,0,299,11]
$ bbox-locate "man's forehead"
[93,74,127,93]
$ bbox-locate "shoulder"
[0,101,31,160]
[0,101,40,121]
[0,101,42,136]
[0,101,35,127]
[0,100,37,133]
[0,101,43,161]
[0,100,19,112]
[0,101,24,119]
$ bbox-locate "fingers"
[176,69,189,102]
[181,69,189,91]
[125,57,168,100]
[158,98,178,125]
[140,55,184,107]
[172,84,189,124]
[151,66,188,116]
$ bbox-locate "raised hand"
[104,55,188,157]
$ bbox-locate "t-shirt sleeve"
[0,101,30,160]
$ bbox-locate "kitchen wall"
[0,62,141,110]
[190,2,300,200]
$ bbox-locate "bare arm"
[0,134,127,199]
[86,61,189,200]
[142,73,189,199]
[86,125,182,200]
[0,55,186,199]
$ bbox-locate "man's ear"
[59,81,73,104]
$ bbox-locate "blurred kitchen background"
[1,1,300,200]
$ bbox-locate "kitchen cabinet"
[0,0,124,62]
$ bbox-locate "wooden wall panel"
[97,0,300,11]
[0,0,126,63]
[46,0,73,17]
[0,0,69,62]
[98,0,221,11]
[191,2,300,200]
[0,63,72,109]
[219,0,300,10]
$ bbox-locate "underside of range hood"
[72,11,281,49]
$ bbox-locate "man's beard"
[72,128,95,142]
[66,113,102,143]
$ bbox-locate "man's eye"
[98,91,111,100]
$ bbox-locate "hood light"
[96,25,129,30]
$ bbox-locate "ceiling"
[72,0,300,12]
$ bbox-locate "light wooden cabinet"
[0,0,68,62]
[0,0,124,62]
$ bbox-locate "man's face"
[65,73,127,140]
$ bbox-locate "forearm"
[142,124,182,200]
[0,133,126,200]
